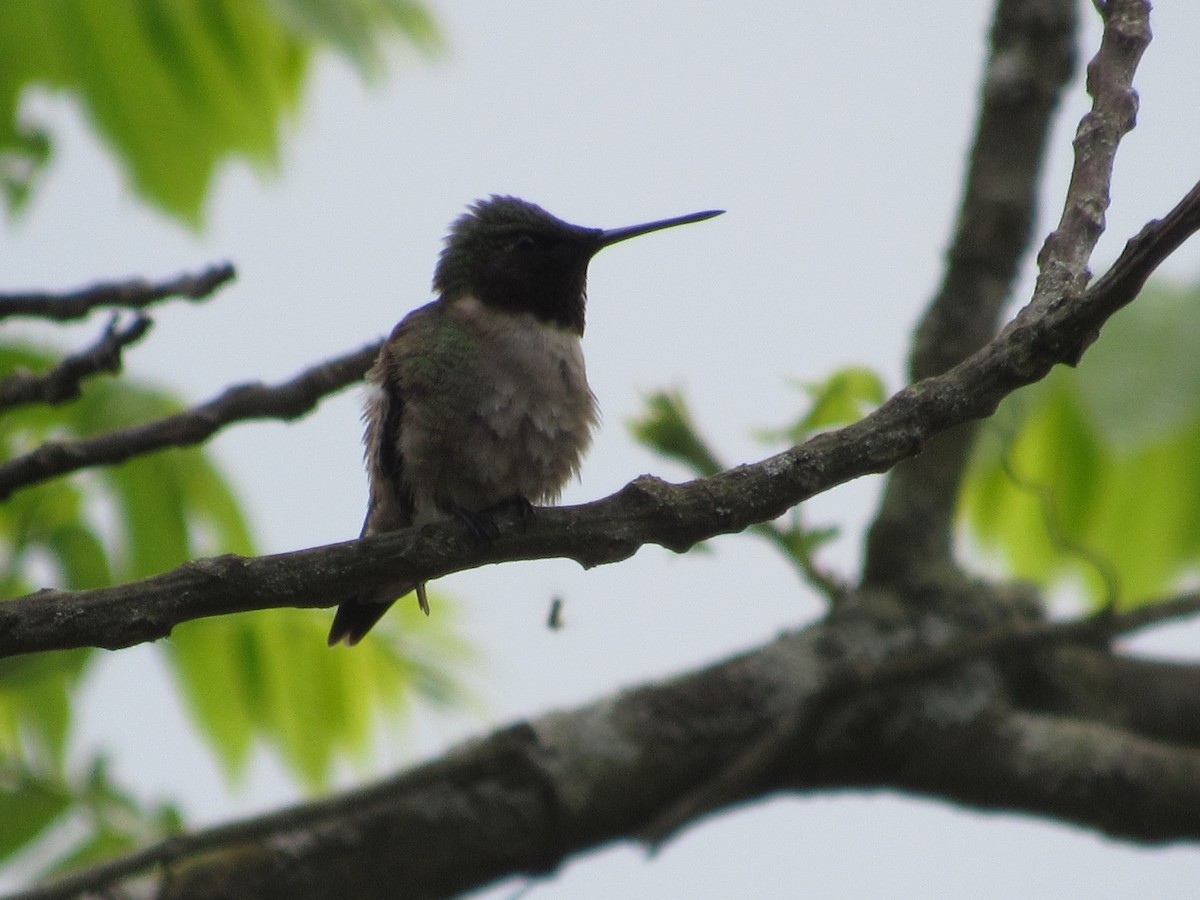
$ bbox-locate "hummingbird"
[328,196,723,646]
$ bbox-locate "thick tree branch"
[865,0,1148,588]
[889,705,1200,844]
[641,587,1200,844]
[0,263,235,322]
[0,342,381,501]
[0,314,152,412]
[1009,645,1200,748]
[2,175,1198,660]
[17,591,1200,900]
[1097,655,1200,745]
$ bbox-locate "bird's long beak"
[596,209,724,249]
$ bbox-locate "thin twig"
[1034,0,1150,301]
[0,263,236,322]
[0,314,152,412]
[910,0,1078,381]
[0,341,381,500]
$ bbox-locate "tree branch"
[865,0,1148,587]
[1009,645,1200,749]
[0,314,152,412]
[912,0,1077,381]
[0,342,381,501]
[17,589,1200,900]
[1034,0,1150,297]
[3,174,1198,660]
[0,263,236,322]
[890,705,1200,844]
[640,587,1200,845]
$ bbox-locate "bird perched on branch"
[328,196,723,646]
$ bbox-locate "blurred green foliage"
[0,0,439,224]
[0,755,184,878]
[961,280,1200,608]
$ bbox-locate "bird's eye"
[510,234,537,252]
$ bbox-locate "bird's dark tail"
[327,582,430,647]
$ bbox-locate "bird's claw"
[489,495,536,531]
[451,505,501,543]
[452,496,536,543]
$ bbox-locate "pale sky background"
[5,2,1200,897]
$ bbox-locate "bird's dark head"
[432,196,723,335]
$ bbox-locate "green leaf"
[269,0,441,75]
[0,755,182,878]
[961,280,1200,607]
[1074,280,1200,447]
[797,366,886,431]
[629,390,723,477]
[166,599,475,790]
[178,450,256,556]
[0,771,70,864]
[40,829,137,879]
[0,0,439,224]
[107,453,193,578]
[44,522,113,589]
[759,366,886,444]
[0,123,49,215]
[769,524,839,563]
[255,610,361,786]
[27,755,184,878]
[0,646,90,770]
[12,671,72,769]
[163,618,259,778]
